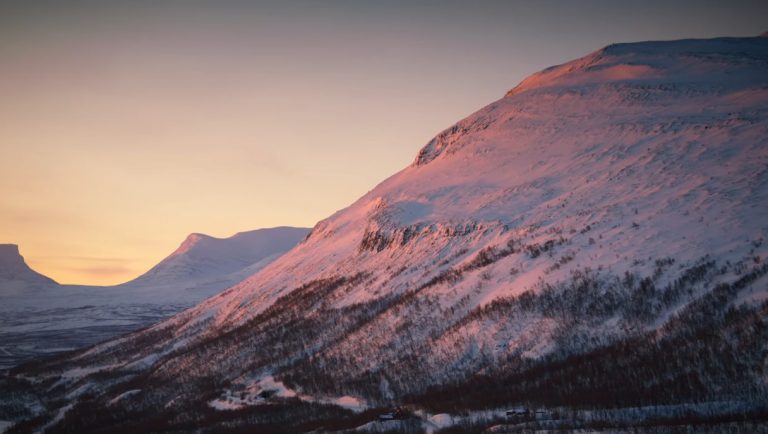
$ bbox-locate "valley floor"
[0,303,185,369]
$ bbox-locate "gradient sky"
[1,0,765,285]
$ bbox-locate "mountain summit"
[6,36,768,433]
[120,226,311,296]
[0,244,57,294]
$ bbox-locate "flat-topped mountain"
[0,244,57,296]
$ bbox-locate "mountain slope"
[5,36,768,433]
[116,227,312,302]
[0,227,309,370]
[0,244,57,296]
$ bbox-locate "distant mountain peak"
[0,243,21,258]
[123,227,311,289]
[0,243,57,289]
[171,232,215,257]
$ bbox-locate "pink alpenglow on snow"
[5,35,768,433]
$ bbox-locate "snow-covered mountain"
[0,245,57,296]
[4,35,768,433]
[0,227,309,369]
[116,227,312,301]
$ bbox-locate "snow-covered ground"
[0,421,14,434]
[4,35,768,432]
[0,227,308,368]
[208,374,368,413]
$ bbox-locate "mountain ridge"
[4,35,768,433]
[0,244,58,295]
[0,227,309,370]
[118,226,310,293]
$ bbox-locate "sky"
[1,0,766,285]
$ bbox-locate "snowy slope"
[0,244,57,297]
[159,35,768,338]
[1,227,310,310]
[116,227,312,301]
[119,227,309,295]
[6,36,768,432]
[0,227,308,369]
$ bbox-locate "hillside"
[3,36,768,433]
[0,227,308,369]
[119,227,310,297]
